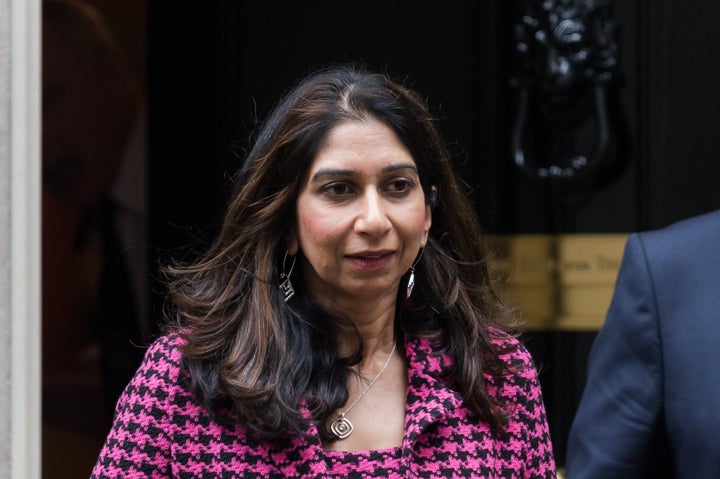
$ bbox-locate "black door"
[146,0,720,470]
[40,1,720,476]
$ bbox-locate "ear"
[427,185,438,206]
[421,203,432,247]
[286,232,300,255]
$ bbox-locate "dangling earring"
[406,248,424,299]
[406,266,416,299]
[279,251,296,302]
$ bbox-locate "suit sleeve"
[565,233,664,478]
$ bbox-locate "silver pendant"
[406,268,415,298]
[330,414,354,439]
[279,276,295,302]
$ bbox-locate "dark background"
[41,1,720,476]
[147,0,720,469]
[149,0,720,249]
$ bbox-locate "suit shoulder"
[638,208,720,262]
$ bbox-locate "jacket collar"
[402,336,464,450]
[292,335,464,473]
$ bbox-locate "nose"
[354,189,391,236]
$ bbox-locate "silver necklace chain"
[330,342,397,440]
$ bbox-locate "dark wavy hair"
[163,63,520,441]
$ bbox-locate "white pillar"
[0,0,42,478]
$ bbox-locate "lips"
[345,250,395,269]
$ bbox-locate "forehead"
[309,119,415,171]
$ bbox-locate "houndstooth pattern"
[91,333,555,478]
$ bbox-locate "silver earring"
[406,248,424,299]
[280,251,296,302]
[406,266,416,299]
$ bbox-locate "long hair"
[163,63,520,440]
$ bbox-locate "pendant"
[330,414,354,439]
[406,268,415,299]
[279,276,295,302]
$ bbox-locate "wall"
[0,0,42,478]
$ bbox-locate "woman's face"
[289,118,432,307]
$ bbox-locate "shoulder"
[110,333,191,428]
[142,333,185,360]
[618,209,720,286]
[488,331,538,380]
[134,333,186,383]
[485,333,548,420]
[637,208,720,259]
[410,330,537,377]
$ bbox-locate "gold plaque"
[486,234,629,331]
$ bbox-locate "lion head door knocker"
[511,0,629,196]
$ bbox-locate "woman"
[91,64,556,478]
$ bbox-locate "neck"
[306,279,400,325]
[335,308,397,361]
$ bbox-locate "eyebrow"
[309,163,418,182]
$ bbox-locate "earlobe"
[422,205,432,246]
[286,234,299,255]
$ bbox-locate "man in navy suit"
[566,208,720,478]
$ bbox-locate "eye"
[385,178,414,196]
[321,182,354,197]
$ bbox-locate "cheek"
[403,204,431,240]
[297,208,342,251]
